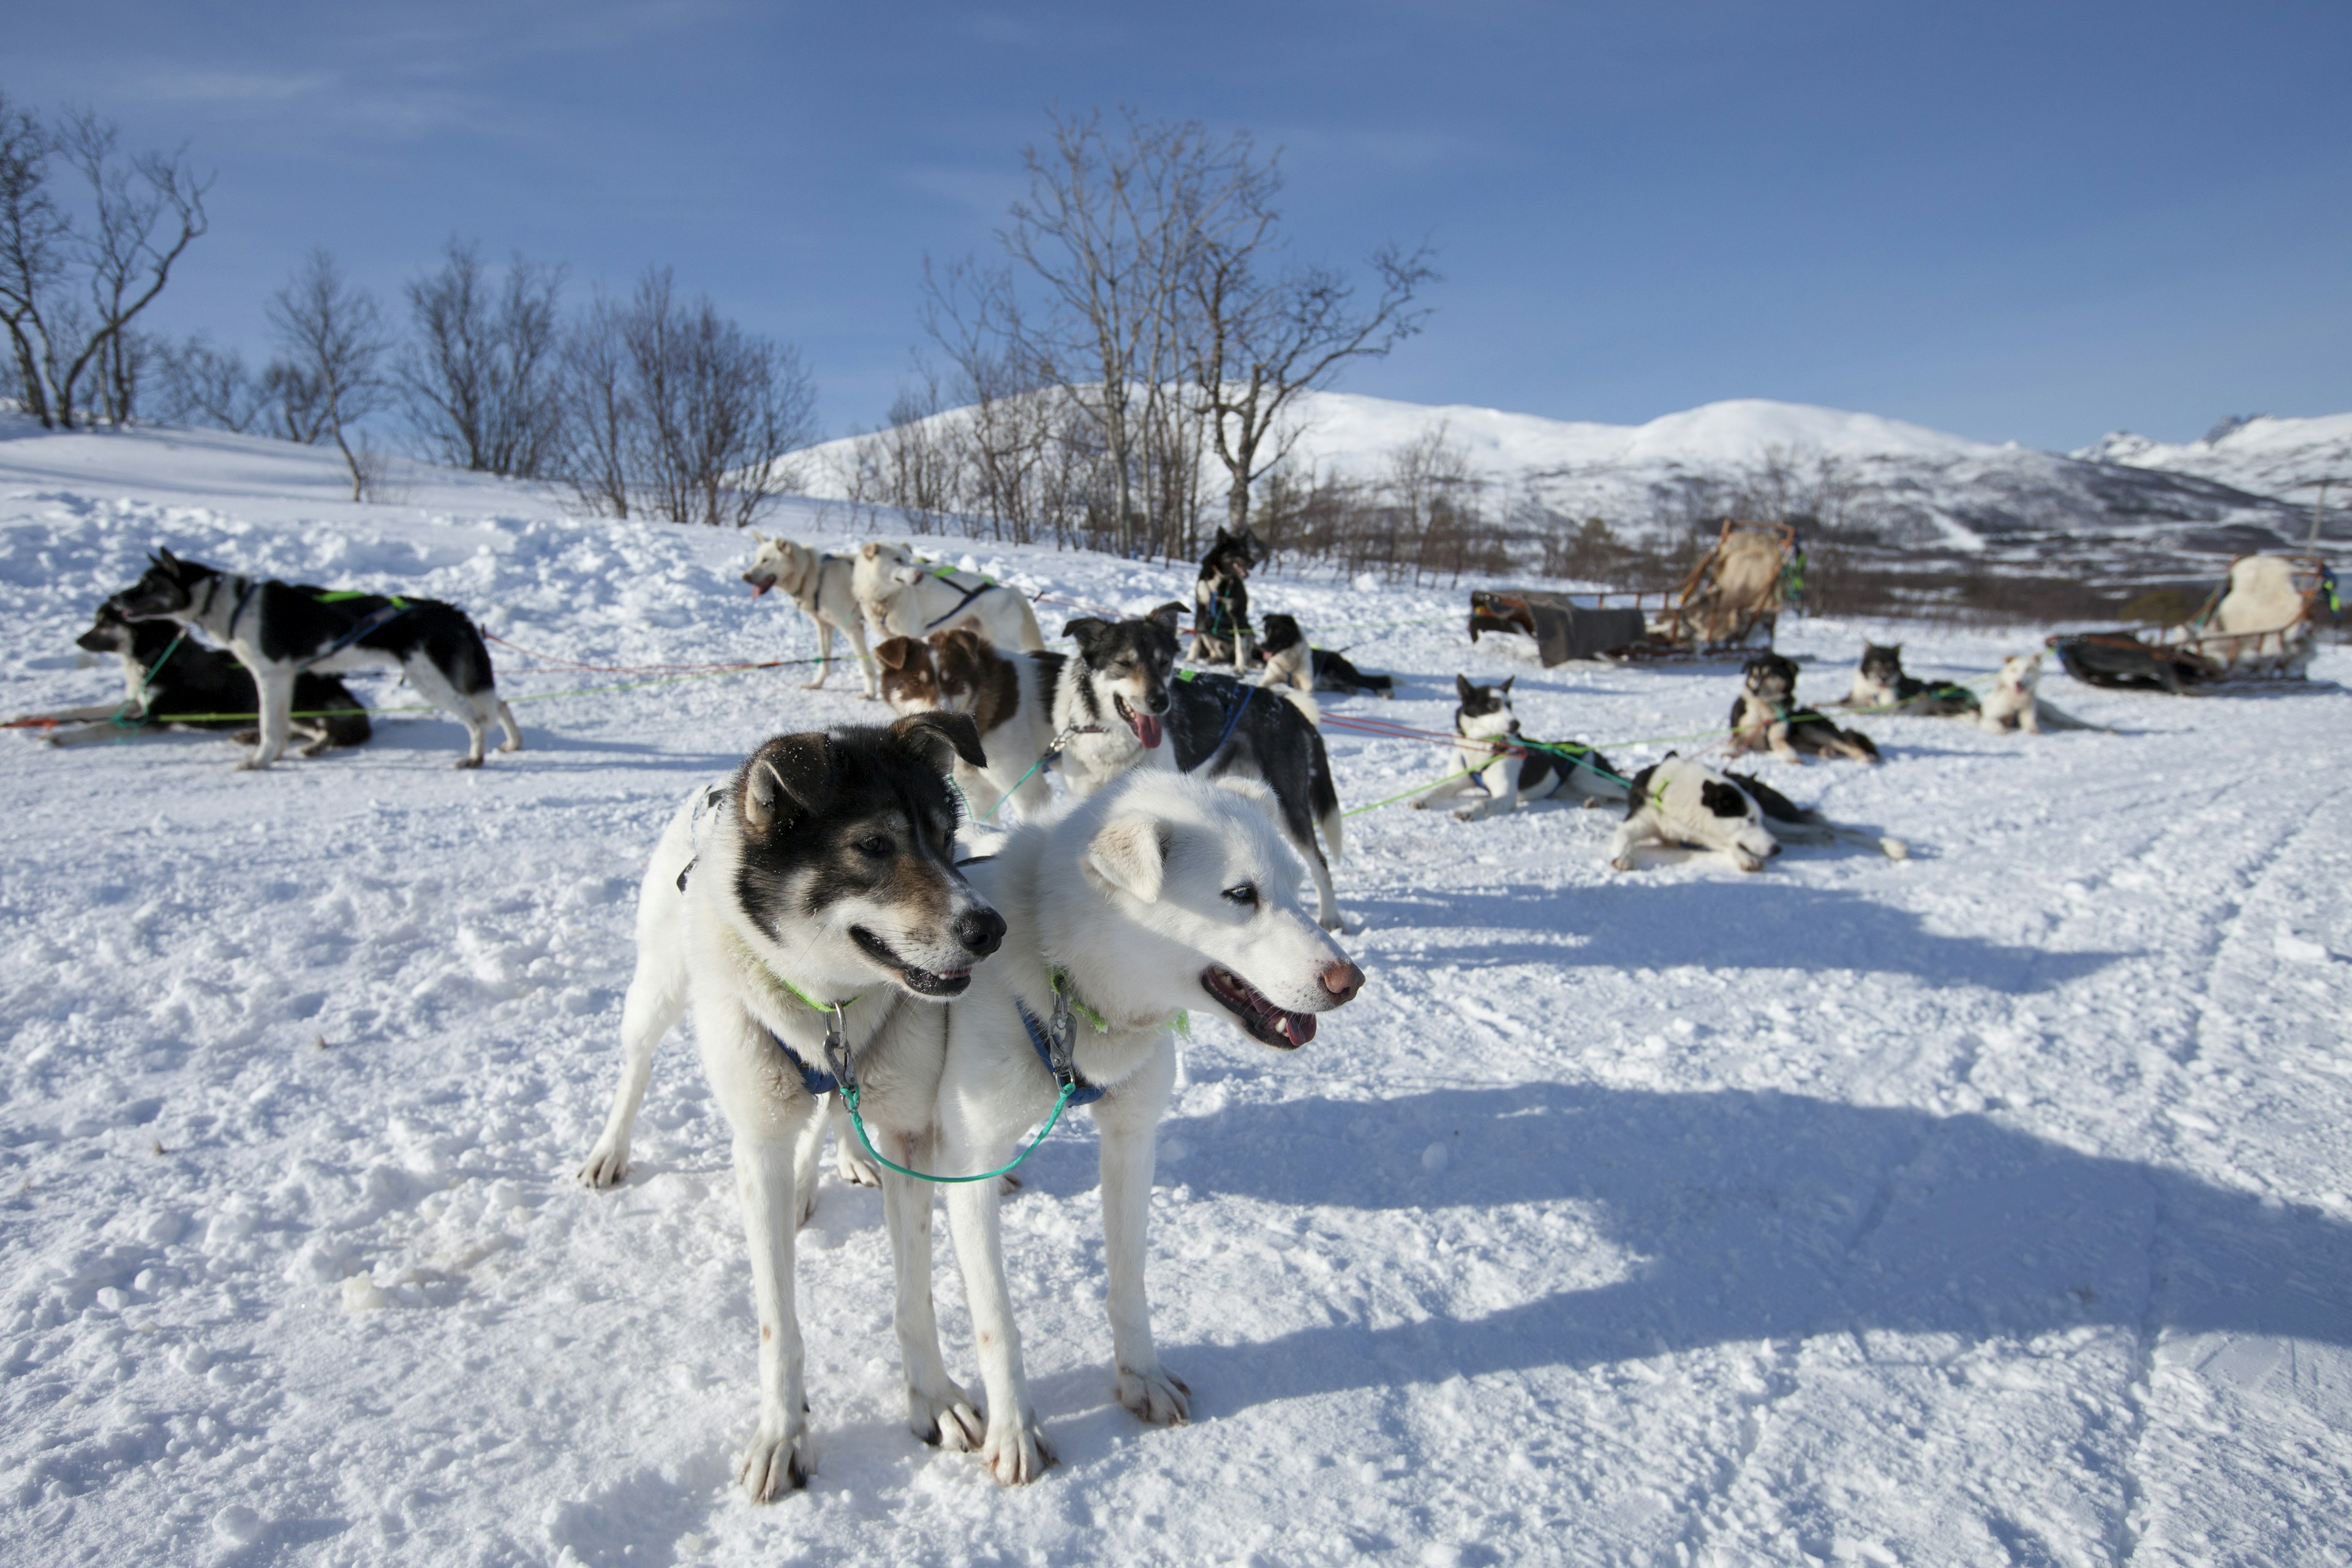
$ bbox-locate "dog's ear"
[1500,676,1515,695]
[742,734,832,834]
[890,710,987,772]
[1065,617,1110,660]
[1213,527,1231,546]
[1698,780,1751,819]
[859,541,883,560]
[1622,763,1657,818]
[1455,674,1477,705]
[1086,815,1170,903]
[874,636,916,672]
[1146,602,1185,635]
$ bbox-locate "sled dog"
[1412,674,1626,820]
[1189,525,1261,671]
[26,603,372,754]
[1980,652,2106,734]
[875,630,1064,823]
[1730,652,1881,764]
[1255,612,1393,698]
[1610,753,1908,870]
[911,769,1364,1483]
[105,550,518,770]
[742,533,877,698]
[1054,604,1346,929]
[575,714,1006,1499]
[1841,642,1979,718]
[854,542,1046,652]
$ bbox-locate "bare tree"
[0,94,209,428]
[398,238,566,477]
[555,289,638,518]
[150,335,262,431]
[266,249,391,500]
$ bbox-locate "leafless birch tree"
[266,249,391,500]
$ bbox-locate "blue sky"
[12,1,2348,450]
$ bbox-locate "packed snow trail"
[2,423,2349,1566]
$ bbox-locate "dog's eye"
[857,834,892,856]
[1221,883,1258,908]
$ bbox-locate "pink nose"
[1320,960,1365,1003]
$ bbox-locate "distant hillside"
[2074,413,2352,511]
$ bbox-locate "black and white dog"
[1255,612,1394,699]
[1412,674,1626,820]
[1841,642,1979,718]
[1052,603,1346,929]
[105,549,521,771]
[1730,651,1881,764]
[1189,526,1261,671]
[28,604,372,754]
[1610,753,1908,871]
[576,715,1006,1499]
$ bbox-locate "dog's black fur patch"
[75,604,372,749]
[1734,652,1882,762]
[1258,612,1394,696]
[1858,642,1979,717]
[1698,779,1749,818]
[1191,527,1261,663]
[731,715,1002,991]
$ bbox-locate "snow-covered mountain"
[807,393,2340,580]
[2075,412,2352,511]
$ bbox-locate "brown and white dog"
[742,533,876,698]
[875,629,1064,822]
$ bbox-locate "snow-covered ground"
[5,421,2350,1567]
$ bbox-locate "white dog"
[1609,753,1907,871]
[576,715,1005,1499]
[854,541,1046,653]
[742,533,878,698]
[1979,652,2106,734]
[903,769,1365,1483]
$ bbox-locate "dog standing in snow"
[853,542,1046,653]
[1189,526,1261,671]
[742,533,876,698]
[903,769,1364,1483]
[576,715,1006,1499]
[874,629,1063,822]
[1730,651,1881,764]
[1610,753,1908,871]
[105,549,518,770]
[1412,674,1626,821]
[1979,652,2107,734]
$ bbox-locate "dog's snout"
[954,907,1006,959]
[1319,960,1365,1003]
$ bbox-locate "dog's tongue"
[1278,1011,1316,1046]
[748,581,769,598]
[1134,712,1163,750]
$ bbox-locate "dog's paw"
[1450,804,1488,823]
[909,1382,984,1450]
[979,1413,1055,1486]
[1409,798,1430,810]
[452,755,484,770]
[233,754,270,772]
[577,1140,630,1188]
[498,736,522,753]
[1608,853,1637,873]
[1879,835,1910,861]
[1734,853,1768,873]
[799,677,827,690]
[738,1419,813,1501]
[1117,1362,1191,1427]
[832,1142,883,1189]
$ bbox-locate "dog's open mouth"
[744,574,772,598]
[852,925,971,997]
[1114,693,1163,750]
[1200,965,1316,1049]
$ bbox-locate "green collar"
[1050,967,1188,1038]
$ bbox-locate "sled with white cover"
[1469,519,1801,666]
[2052,554,2334,693]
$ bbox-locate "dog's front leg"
[881,1154,982,1450]
[1768,720,1803,764]
[1410,763,1482,812]
[844,617,880,700]
[2019,700,2043,734]
[828,1096,881,1188]
[734,1132,814,1499]
[1455,755,1522,821]
[1608,815,1660,872]
[236,668,293,771]
[802,617,834,691]
[1098,1050,1188,1425]
[940,1111,1053,1483]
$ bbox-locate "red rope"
[484,632,774,676]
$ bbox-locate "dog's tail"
[1308,723,1343,866]
[1276,684,1321,728]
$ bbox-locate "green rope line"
[841,1082,1076,1185]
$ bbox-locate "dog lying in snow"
[1979,652,2107,734]
[742,533,876,698]
[871,768,1363,1483]
[1254,612,1393,699]
[1729,651,1881,764]
[1412,674,1626,821]
[874,630,1061,822]
[1610,753,1909,871]
[105,549,518,770]
[853,542,1046,653]
[24,603,372,754]
[1054,604,1348,929]
[576,714,1006,1499]
[1839,642,1979,718]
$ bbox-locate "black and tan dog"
[107,549,518,770]
[1189,526,1262,671]
[25,603,371,754]
[1730,652,1881,764]
[1840,642,1979,718]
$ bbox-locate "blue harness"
[1016,997,1104,1106]
[767,1025,841,1098]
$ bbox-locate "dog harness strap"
[766,1022,840,1098]
[1019,996,1103,1107]
[1049,968,1110,1033]
[922,578,996,632]
[227,579,259,641]
[301,600,412,668]
[1208,679,1255,756]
